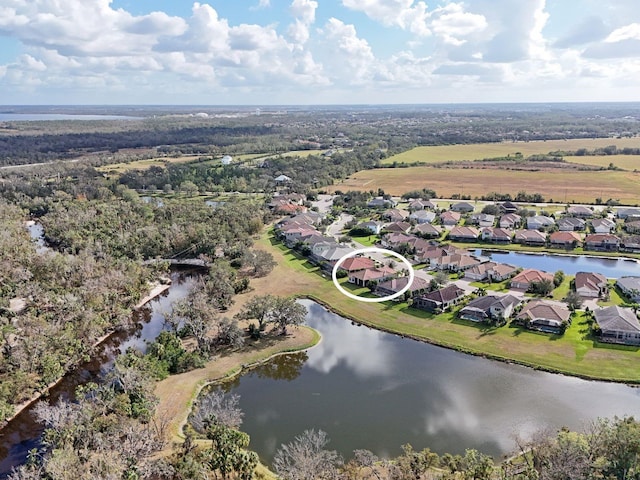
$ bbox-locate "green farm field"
[382,138,640,165]
[564,154,640,170]
[331,166,640,204]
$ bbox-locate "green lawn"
[262,232,640,382]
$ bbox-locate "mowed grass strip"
[257,232,640,382]
[98,155,201,173]
[382,138,640,165]
[330,167,640,204]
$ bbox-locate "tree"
[553,270,565,287]
[529,279,554,296]
[271,297,308,335]
[179,181,199,196]
[191,389,243,433]
[206,423,258,480]
[431,271,449,290]
[273,429,342,480]
[236,294,276,331]
[243,250,276,277]
[460,449,494,480]
[564,291,583,311]
[390,444,439,480]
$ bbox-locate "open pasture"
[330,166,640,204]
[97,155,201,173]
[382,137,640,165]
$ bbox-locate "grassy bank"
[260,232,640,383]
[154,324,320,448]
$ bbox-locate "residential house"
[591,218,616,234]
[383,208,409,222]
[620,235,640,254]
[413,284,466,312]
[281,225,317,246]
[274,174,292,184]
[480,227,512,243]
[459,294,521,322]
[510,268,554,290]
[594,306,640,346]
[273,202,307,215]
[382,221,412,234]
[617,208,640,220]
[624,221,640,234]
[221,155,233,165]
[448,226,480,242]
[500,201,518,213]
[451,202,475,213]
[490,263,519,282]
[338,256,376,274]
[357,221,384,235]
[566,205,594,217]
[469,213,495,227]
[433,253,481,272]
[311,245,354,269]
[408,199,436,211]
[574,271,608,298]
[440,211,462,226]
[584,233,620,251]
[515,299,571,334]
[499,213,522,229]
[413,223,442,238]
[464,262,497,281]
[549,231,582,249]
[349,266,396,287]
[380,232,414,249]
[514,229,547,246]
[417,245,467,265]
[616,276,640,302]
[409,210,436,224]
[557,217,586,231]
[367,197,396,209]
[527,215,555,230]
[375,276,430,298]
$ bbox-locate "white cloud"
[605,23,640,43]
[290,0,318,25]
[553,16,609,48]
[342,0,431,36]
[430,4,487,46]
[321,18,376,83]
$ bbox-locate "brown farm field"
[330,167,640,204]
[382,138,640,165]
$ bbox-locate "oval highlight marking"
[331,247,415,303]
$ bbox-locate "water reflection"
[304,302,396,379]
[227,300,640,464]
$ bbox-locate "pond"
[473,249,640,278]
[222,299,640,464]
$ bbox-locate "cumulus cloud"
[342,0,431,36]
[320,18,376,84]
[430,4,487,46]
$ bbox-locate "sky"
[1,0,640,105]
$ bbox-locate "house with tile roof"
[459,294,521,323]
[574,271,608,298]
[413,284,466,312]
[516,299,571,334]
[549,231,582,249]
[510,269,554,290]
[594,306,640,345]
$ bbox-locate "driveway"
[310,194,334,214]
[327,213,353,239]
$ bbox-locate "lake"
[222,299,640,464]
[473,249,640,278]
[0,114,141,121]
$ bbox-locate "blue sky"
[1,0,640,104]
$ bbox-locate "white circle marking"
[331,247,415,303]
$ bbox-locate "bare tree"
[273,429,343,480]
[191,389,244,433]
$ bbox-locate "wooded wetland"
[3,103,640,479]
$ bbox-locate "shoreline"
[258,231,640,385]
[0,278,172,429]
[303,293,640,386]
[154,325,321,448]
